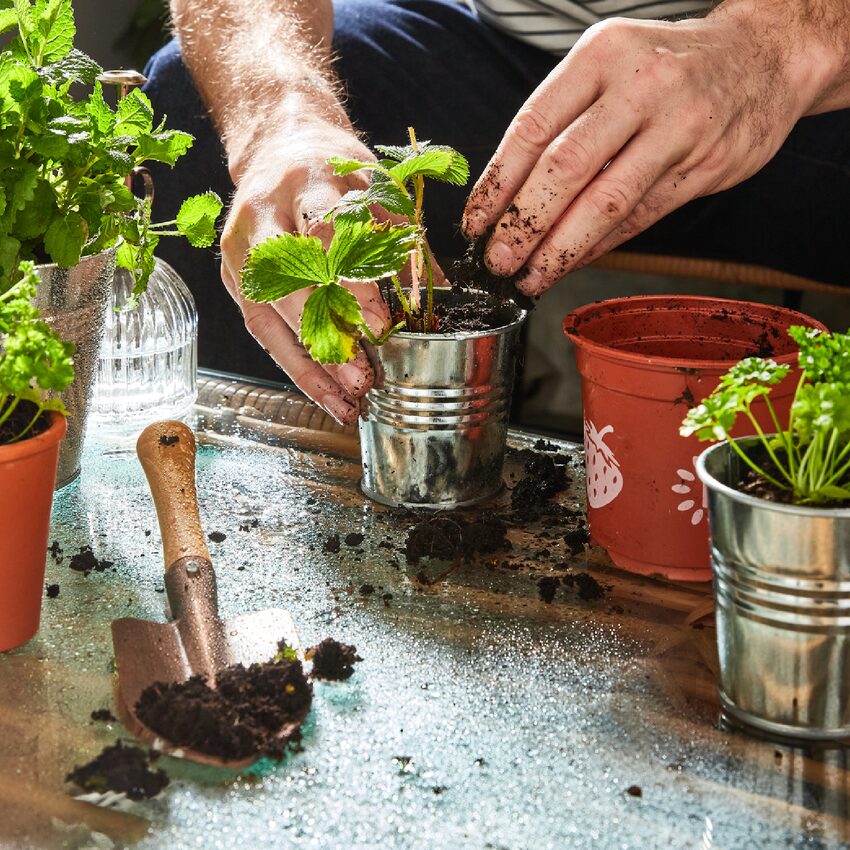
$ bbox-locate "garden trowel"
[111,420,305,768]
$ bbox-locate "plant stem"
[728,437,790,492]
[743,407,792,484]
[11,404,44,443]
[0,396,19,430]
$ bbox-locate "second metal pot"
[698,438,850,741]
[360,290,526,509]
[35,248,117,488]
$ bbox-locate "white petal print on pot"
[672,457,707,525]
[584,419,623,509]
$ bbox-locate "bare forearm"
[170,0,352,179]
[710,0,850,116]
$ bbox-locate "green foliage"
[681,328,850,505]
[0,0,222,297]
[243,219,417,363]
[0,260,74,442]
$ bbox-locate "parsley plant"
[241,129,469,365]
[680,327,850,505]
[0,0,222,301]
[0,260,74,442]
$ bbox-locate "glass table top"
[2,379,849,850]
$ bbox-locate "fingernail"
[485,239,516,275]
[516,266,544,296]
[337,361,373,397]
[462,208,488,237]
[321,393,359,425]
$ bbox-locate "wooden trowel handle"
[137,421,210,569]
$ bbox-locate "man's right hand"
[219,122,392,425]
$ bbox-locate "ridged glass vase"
[89,258,198,434]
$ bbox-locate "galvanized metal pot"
[360,290,526,509]
[698,438,850,741]
[35,248,117,488]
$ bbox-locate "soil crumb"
[69,546,114,576]
[45,583,60,599]
[537,576,560,603]
[135,657,312,762]
[626,785,642,798]
[207,531,227,543]
[344,532,365,547]
[562,572,607,601]
[511,454,569,513]
[307,638,363,681]
[451,232,534,311]
[405,515,508,564]
[66,742,168,800]
[158,434,179,446]
[322,533,341,554]
[563,526,589,556]
[90,708,116,722]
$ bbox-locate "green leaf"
[329,182,415,223]
[388,146,470,186]
[818,484,850,500]
[327,156,375,177]
[39,48,102,87]
[0,7,17,34]
[37,0,74,64]
[85,80,114,135]
[43,210,87,267]
[14,0,34,49]
[299,282,364,364]
[133,129,193,166]
[327,219,416,282]
[115,88,153,137]
[242,232,331,302]
[174,191,222,248]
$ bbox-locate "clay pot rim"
[564,295,827,372]
[0,410,67,464]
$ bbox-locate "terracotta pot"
[564,296,825,581]
[0,411,67,651]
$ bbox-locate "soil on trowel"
[135,654,312,762]
[66,741,168,800]
[0,399,49,445]
[307,638,363,681]
[69,546,114,576]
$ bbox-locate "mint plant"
[0,260,74,443]
[680,326,850,505]
[242,129,469,364]
[0,0,222,301]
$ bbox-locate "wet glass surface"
[2,404,849,850]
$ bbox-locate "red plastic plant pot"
[0,411,66,652]
[564,296,826,581]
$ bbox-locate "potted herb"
[1,0,222,486]
[0,261,72,651]
[242,131,526,507]
[682,326,850,740]
[563,297,825,581]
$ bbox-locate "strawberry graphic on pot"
[584,419,623,509]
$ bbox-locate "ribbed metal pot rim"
[385,288,526,342]
[696,438,850,518]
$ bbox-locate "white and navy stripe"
[469,0,712,54]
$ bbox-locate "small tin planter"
[698,438,850,741]
[360,290,526,508]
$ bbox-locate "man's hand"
[219,122,392,425]
[463,0,848,296]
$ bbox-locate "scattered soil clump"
[563,526,589,556]
[511,454,568,510]
[135,656,312,762]
[344,532,365,547]
[405,515,508,564]
[66,742,168,800]
[537,576,560,603]
[91,708,116,722]
[626,785,642,798]
[322,533,341,554]
[562,572,607,601]
[207,531,226,543]
[69,546,113,576]
[45,583,60,598]
[307,638,363,681]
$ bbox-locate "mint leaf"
[242,232,331,302]
[116,88,153,137]
[40,48,102,87]
[328,156,375,177]
[85,80,114,135]
[14,0,34,51]
[328,219,416,282]
[43,210,87,266]
[175,191,222,248]
[300,282,364,364]
[37,0,74,64]
[133,130,193,166]
[0,7,17,34]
